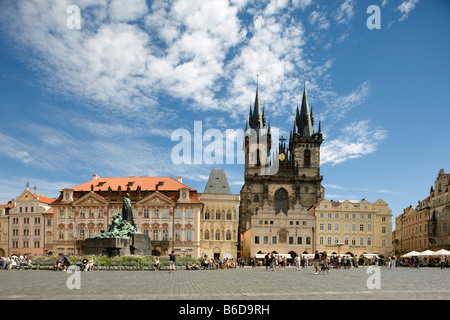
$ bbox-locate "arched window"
[226,210,232,220]
[226,230,232,241]
[215,230,220,240]
[274,188,289,215]
[204,210,210,220]
[204,230,210,240]
[216,210,221,220]
[304,149,311,166]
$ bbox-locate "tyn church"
[239,79,325,260]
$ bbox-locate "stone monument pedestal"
[84,233,152,257]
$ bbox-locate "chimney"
[93,174,99,180]
[178,176,183,183]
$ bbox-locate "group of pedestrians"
[263,253,288,271]
[1,255,32,270]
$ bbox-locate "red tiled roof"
[70,176,196,192]
[32,193,56,205]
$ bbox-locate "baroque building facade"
[48,175,203,257]
[239,80,324,260]
[7,187,54,256]
[428,169,450,250]
[314,199,393,258]
[198,169,240,260]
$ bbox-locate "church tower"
[239,76,324,260]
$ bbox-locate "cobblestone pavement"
[1,266,450,300]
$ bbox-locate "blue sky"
[0,0,449,225]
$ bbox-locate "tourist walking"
[321,251,330,275]
[295,255,301,271]
[314,250,321,275]
[169,251,176,273]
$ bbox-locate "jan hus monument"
[84,192,152,256]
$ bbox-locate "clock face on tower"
[279,153,285,161]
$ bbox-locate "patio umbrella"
[417,250,436,256]
[434,249,450,256]
[402,251,420,257]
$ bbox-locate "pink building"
[8,187,54,256]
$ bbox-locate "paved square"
[1,266,449,300]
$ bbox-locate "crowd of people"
[1,255,32,270]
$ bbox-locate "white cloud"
[309,11,330,30]
[292,0,313,10]
[335,0,355,24]
[321,120,387,166]
[109,0,148,22]
[398,0,419,21]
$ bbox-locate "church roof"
[203,169,232,194]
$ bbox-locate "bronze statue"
[121,192,136,227]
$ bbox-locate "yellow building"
[314,199,393,259]
[199,169,240,261]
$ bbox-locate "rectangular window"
[344,223,349,231]
[360,224,364,232]
[306,237,311,245]
[34,217,40,224]
[327,236,332,245]
[152,229,159,241]
[80,229,85,239]
[319,236,324,245]
[163,209,169,218]
[255,236,260,244]
[263,236,269,244]
[175,209,182,219]
[382,239,386,247]
[335,213,339,219]
[351,237,356,246]
[153,209,159,218]
[175,230,181,241]
[367,237,372,246]
[327,223,332,231]
[345,213,349,219]
[367,224,372,232]
[382,226,386,234]
[334,236,339,244]
[34,228,40,236]
[352,223,356,232]
[272,236,277,244]
[344,237,349,246]
[289,237,294,245]
[162,229,168,241]
[359,237,364,246]
[186,209,193,219]
[34,240,40,248]
[143,209,149,218]
[59,230,64,240]
[298,237,302,245]
[319,223,324,231]
[335,223,339,231]
[327,213,332,219]
[186,230,192,242]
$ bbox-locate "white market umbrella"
[434,249,450,256]
[402,251,420,257]
[417,250,436,257]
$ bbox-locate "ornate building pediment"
[72,192,108,206]
[136,191,175,207]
